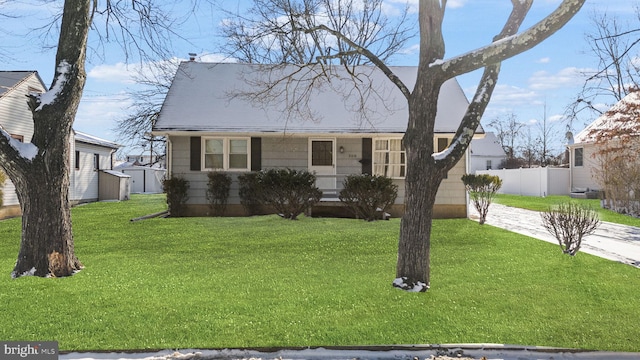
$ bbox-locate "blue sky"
[1,0,638,156]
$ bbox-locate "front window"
[228,139,248,169]
[486,160,492,170]
[574,148,583,167]
[374,139,405,178]
[203,137,249,171]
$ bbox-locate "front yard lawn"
[1,194,639,352]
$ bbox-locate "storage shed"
[98,170,131,201]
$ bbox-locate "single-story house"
[153,62,483,218]
[0,70,129,219]
[567,91,640,192]
[469,132,507,173]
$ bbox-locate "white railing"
[314,174,348,200]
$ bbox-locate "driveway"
[468,203,640,268]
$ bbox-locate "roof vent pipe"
[188,53,197,61]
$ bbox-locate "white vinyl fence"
[476,167,570,197]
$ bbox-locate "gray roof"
[470,132,506,157]
[0,71,45,98]
[154,62,479,135]
[74,130,120,149]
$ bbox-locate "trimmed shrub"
[206,171,232,216]
[238,172,264,215]
[462,174,502,225]
[541,201,600,256]
[339,174,398,221]
[259,168,322,220]
[163,175,189,217]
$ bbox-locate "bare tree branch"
[430,0,585,79]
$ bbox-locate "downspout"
[568,145,573,193]
[465,147,470,218]
[166,136,172,178]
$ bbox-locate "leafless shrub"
[462,174,502,225]
[541,202,600,256]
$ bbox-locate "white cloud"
[398,43,420,55]
[88,63,138,84]
[549,114,566,123]
[537,57,551,64]
[484,84,541,106]
[75,92,133,141]
[528,67,590,91]
[447,0,466,9]
[197,53,238,63]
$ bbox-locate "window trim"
[574,147,584,167]
[373,138,406,179]
[201,137,251,171]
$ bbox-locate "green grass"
[494,194,640,227]
[1,194,639,352]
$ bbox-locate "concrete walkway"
[469,203,640,268]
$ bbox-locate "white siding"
[435,154,467,205]
[570,143,600,191]
[70,142,114,202]
[2,178,18,206]
[0,73,45,208]
[0,73,42,142]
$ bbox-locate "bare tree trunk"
[1,0,90,278]
[395,64,446,290]
[13,152,82,277]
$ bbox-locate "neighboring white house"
[567,91,640,192]
[70,131,123,203]
[125,153,164,167]
[469,132,507,173]
[0,71,127,219]
[153,62,483,218]
[114,163,166,193]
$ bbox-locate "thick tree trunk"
[11,129,82,278]
[12,172,82,278]
[3,0,91,278]
[394,72,446,291]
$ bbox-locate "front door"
[309,139,336,193]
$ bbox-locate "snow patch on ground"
[11,267,36,279]
[60,346,640,360]
[392,277,429,292]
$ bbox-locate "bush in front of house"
[0,170,6,207]
[541,201,601,256]
[462,173,502,225]
[206,171,232,216]
[259,168,322,220]
[339,174,398,221]
[238,172,264,216]
[163,175,189,217]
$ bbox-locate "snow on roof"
[574,91,640,144]
[470,132,506,157]
[154,62,479,135]
[0,71,45,99]
[74,130,120,149]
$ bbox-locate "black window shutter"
[361,138,372,175]
[251,137,262,171]
[190,136,201,171]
